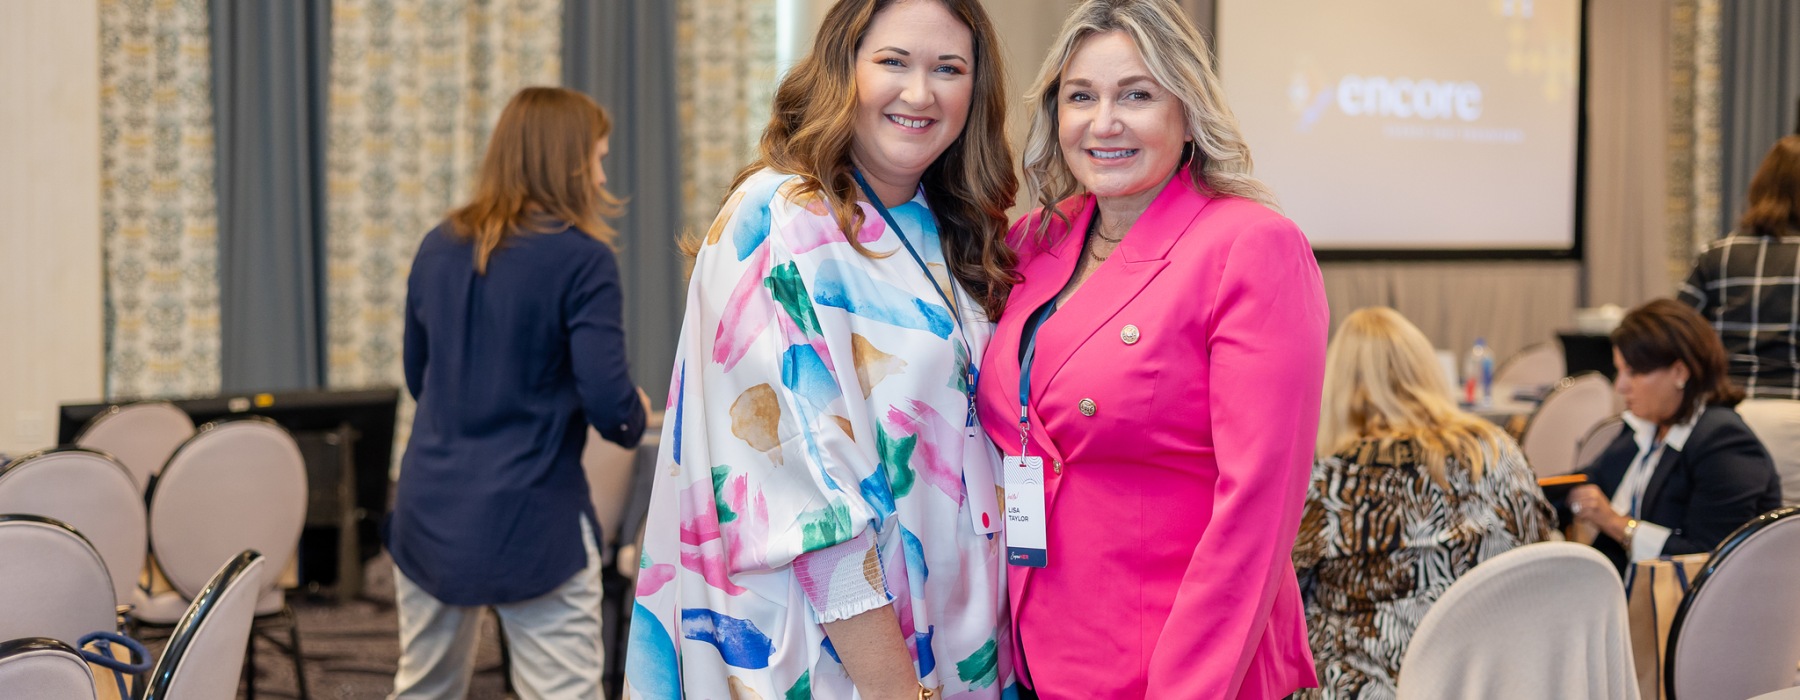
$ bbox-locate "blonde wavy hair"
[1318,307,1508,487]
[1020,0,1275,239]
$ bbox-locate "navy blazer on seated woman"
[1565,299,1782,574]
[1577,405,1780,572]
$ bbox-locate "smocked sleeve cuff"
[792,528,891,623]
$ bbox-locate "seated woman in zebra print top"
[1293,307,1556,700]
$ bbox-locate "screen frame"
[1209,0,1591,262]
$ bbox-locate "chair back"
[1520,372,1616,477]
[0,515,119,646]
[1736,398,1800,505]
[74,402,195,493]
[0,448,146,604]
[1495,341,1567,389]
[1665,507,1800,700]
[1397,542,1639,700]
[0,637,97,700]
[1575,415,1626,474]
[142,551,266,700]
[583,412,662,567]
[148,418,305,608]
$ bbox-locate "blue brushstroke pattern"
[859,468,896,530]
[680,609,775,670]
[732,175,789,261]
[1003,682,1022,700]
[672,362,684,466]
[888,201,942,259]
[780,343,840,411]
[812,259,953,339]
[916,625,937,676]
[822,636,841,664]
[901,525,929,587]
[626,603,681,698]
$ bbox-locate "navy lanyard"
[850,169,978,426]
[1016,299,1058,455]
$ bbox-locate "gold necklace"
[1085,214,1125,262]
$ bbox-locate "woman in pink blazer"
[973,2,1328,697]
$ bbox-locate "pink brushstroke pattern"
[787,205,886,254]
[712,245,775,372]
[884,399,966,505]
[774,313,837,374]
[720,472,771,572]
[636,563,676,596]
[678,479,747,595]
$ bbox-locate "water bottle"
[1463,338,1494,407]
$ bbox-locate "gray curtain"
[212,0,331,392]
[1719,0,1800,237]
[565,0,686,407]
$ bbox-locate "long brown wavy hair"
[724,0,1017,320]
[1741,135,1800,238]
[447,87,624,274]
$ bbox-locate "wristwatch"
[1623,518,1640,548]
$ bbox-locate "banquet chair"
[0,515,120,646]
[584,412,663,698]
[1664,507,1800,700]
[138,417,309,699]
[74,401,196,494]
[0,637,98,700]
[1749,687,1800,700]
[1495,341,1567,389]
[141,551,266,700]
[0,447,146,605]
[1397,542,1639,699]
[1574,415,1626,473]
[1520,372,1615,478]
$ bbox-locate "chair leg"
[287,606,310,700]
[244,627,258,699]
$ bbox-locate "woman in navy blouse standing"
[387,86,650,699]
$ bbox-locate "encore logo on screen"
[1334,75,1484,122]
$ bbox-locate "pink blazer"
[975,175,1328,699]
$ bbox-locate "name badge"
[963,425,1002,534]
[1003,455,1048,567]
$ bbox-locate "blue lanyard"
[1016,299,1058,454]
[1630,438,1663,518]
[850,169,978,426]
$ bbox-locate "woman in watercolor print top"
[625,1,1021,698]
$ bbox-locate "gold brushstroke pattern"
[728,676,765,700]
[730,383,783,465]
[706,190,747,246]
[851,333,907,398]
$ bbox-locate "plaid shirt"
[1678,232,1800,399]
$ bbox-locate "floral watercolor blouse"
[625,168,1014,699]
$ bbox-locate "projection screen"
[1215,0,1582,254]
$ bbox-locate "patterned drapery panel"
[677,0,778,241]
[1668,0,1724,285]
[325,0,561,391]
[99,0,222,400]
